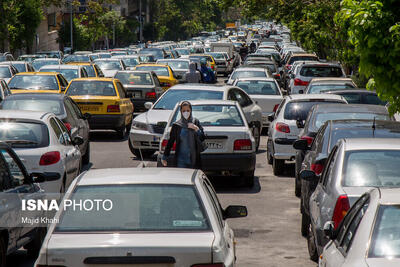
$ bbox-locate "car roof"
[157,59,190,62]
[235,77,276,82]
[116,70,152,74]
[169,84,232,92]
[289,53,317,57]
[15,72,58,76]
[0,61,26,65]
[4,92,66,100]
[136,64,169,67]
[300,62,341,67]
[70,77,115,82]
[376,188,400,204]
[309,77,353,83]
[235,67,267,71]
[341,138,400,151]
[328,119,400,129]
[313,104,388,114]
[33,58,60,61]
[77,168,197,186]
[40,65,80,70]
[180,99,237,105]
[0,110,51,120]
[326,89,376,94]
[285,93,346,101]
[94,58,121,61]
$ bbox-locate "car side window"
[116,82,126,98]
[238,90,253,107]
[64,98,79,120]
[202,175,224,227]
[50,117,65,145]
[312,124,326,151]
[227,89,237,101]
[55,117,72,145]
[153,74,160,86]
[70,98,84,118]
[95,65,104,77]
[321,145,338,186]
[0,150,25,189]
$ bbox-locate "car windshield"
[62,55,90,64]
[300,66,343,77]
[81,65,96,77]
[8,75,59,90]
[67,81,116,96]
[342,150,400,187]
[115,72,153,85]
[55,184,210,232]
[236,81,279,95]
[40,68,78,82]
[94,60,122,70]
[288,56,318,64]
[138,55,155,63]
[172,105,244,126]
[32,60,60,71]
[209,53,225,60]
[244,63,276,73]
[139,49,164,59]
[158,61,189,70]
[135,66,169,76]
[369,205,400,258]
[176,49,190,56]
[314,113,389,128]
[284,100,344,120]
[2,99,64,115]
[231,70,266,80]
[308,84,354,93]
[154,89,223,110]
[121,58,139,67]
[0,121,49,148]
[339,93,387,105]
[111,52,127,56]
[0,67,11,78]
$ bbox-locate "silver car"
[303,77,357,94]
[38,64,89,82]
[303,138,400,261]
[156,59,190,82]
[320,188,400,267]
[226,67,272,85]
[94,58,126,77]
[35,168,247,267]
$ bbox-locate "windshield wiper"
[3,140,38,145]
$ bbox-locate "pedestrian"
[199,58,216,83]
[161,101,205,169]
[185,62,202,83]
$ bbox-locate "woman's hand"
[161,159,167,167]
[188,123,199,131]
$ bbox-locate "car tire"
[25,228,46,258]
[116,126,127,139]
[0,237,6,267]
[267,147,273,165]
[301,212,310,237]
[307,223,319,262]
[82,142,90,165]
[253,126,260,151]
[242,171,255,188]
[273,157,284,176]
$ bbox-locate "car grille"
[151,124,166,134]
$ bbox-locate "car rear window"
[8,75,59,90]
[342,150,400,187]
[2,99,64,116]
[300,66,343,77]
[308,84,354,94]
[12,63,26,73]
[32,60,60,71]
[81,65,96,77]
[135,66,169,76]
[231,70,266,80]
[283,100,344,120]
[55,184,210,232]
[209,53,225,60]
[0,67,11,78]
[121,58,139,68]
[0,120,49,148]
[314,113,389,129]
[95,60,122,70]
[62,55,90,64]
[115,72,153,85]
[288,56,318,64]
[154,89,223,110]
[158,61,189,70]
[67,81,116,96]
[40,68,78,82]
[236,80,279,95]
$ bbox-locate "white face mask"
[182,111,190,120]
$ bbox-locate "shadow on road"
[89,130,129,142]
[211,176,261,194]
[7,250,34,267]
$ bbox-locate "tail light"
[107,105,120,112]
[294,78,309,86]
[274,73,281,79]
[311,163,324,175]
[192,264,225,267]
[39,151,61,166]
[275,122,290,133]
[332,195,350,229]
[234,139,252,150]
[273,104,279,112]
[161,139,176,151]
[301,136,314,146]
[64,122,72,132]
[145,92,156,99]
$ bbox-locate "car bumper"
[273,138,297,160]
[262,112,273,128]
[291,85,306,94]
[130,98,155,113]
[129,129,161,150]
[88,114,125,130]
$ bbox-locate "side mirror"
[31,172,61,183]
[296,119,305,128]
[83,113,91,120]
[223,205,248,219]
[144,102,153,110]
[299,89,304,94]
[323,221,337,240]
[267,114,275,122]
[299,170,318,182]
[293,139,309,151]
[72,135,84,146]
[224,79,229,84]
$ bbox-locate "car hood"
[366,258,400,267]
[134,109,173,125]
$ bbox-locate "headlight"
[131,121,148,131]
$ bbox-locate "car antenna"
[372,116,376,137]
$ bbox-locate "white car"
[233,77,284,129]
[158,100,256,187]
[129,84,263,158]
[0,64,18,83]
[35,168,248,267]
[93,58,126,77]
[38,64,89,82]
[0,110,83,192]
[226,67,272,85]
[267,94,347,175]
[320,188,400,267]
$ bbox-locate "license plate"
[80,105,99,112]
[206,141,223,149]
[131,91,141,98]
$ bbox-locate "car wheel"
[252,126,260,151]
[307,223,319,262]
[241,171,254,188]
[116,126,127,139]
[82,142,90,165]
[301,212,310,237]
[25,227,46,258]
[0,237,6,267]
[272,157,284,176]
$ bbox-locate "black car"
[293,119,400,237]
[325,89,387,105]
[294,104,391,195]
[0,93,91,164]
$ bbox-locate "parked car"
[267,94,347,175]
[1,93,91,164]
[156,59,191,82]
[134,64,179,91]
[0,64,18,83]
[0,61,34,73]
[158,100,256,187]
[62,54,91,64]
[302,77,356,94]
[233,77,284,129]
[35,168,247,267]
[65,78,133,139]
[303,138,400,261]
[294,119,400,239]
[227,67,273,85]
[88,52,112,61]
[114,70,163,113]
[209,52,233,76]
[93,58,126,78]
[0,79,11,101]
[112,55,140,70]
[31,58,61,71]
[325,89,386,105]
[0,142,60,265]
[8,72,69,94]
[66,62,104,78]
[320,188,400,267]
[39,64,89,82]
[0,110,83,193]
[139,47,167,60]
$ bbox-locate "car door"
[322,195,369,267]
[152,73,164,97]
[69,98,90,144]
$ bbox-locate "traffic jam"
[0,21,399,267]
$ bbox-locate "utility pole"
[139,0,143,43]
[70,0,73,52]
[113,23,115,47]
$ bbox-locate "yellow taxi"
[134,64,178,91]
[66,62,104,77]
[65,78,134,139]
[7,72,69,94]
[189,54,217,72]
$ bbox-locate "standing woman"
[161,101,205,168]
